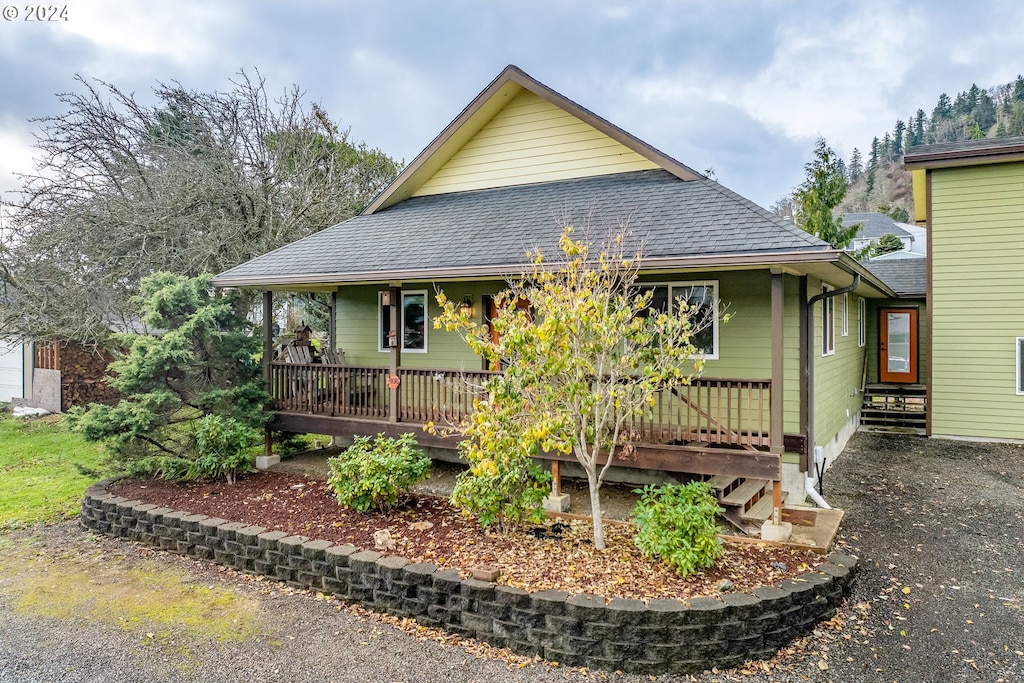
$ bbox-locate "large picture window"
[634,281,719,359]
[379,290,427,353]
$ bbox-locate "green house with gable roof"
[215,66,900,531]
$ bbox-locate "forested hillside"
[839,74,1024,217]
[777,75,1024,223]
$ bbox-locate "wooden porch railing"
[269,362,390,418]
[631,379,770,449]
[268,362,770,449]
[397,368,498,425]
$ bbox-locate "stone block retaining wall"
[80,481,857,675]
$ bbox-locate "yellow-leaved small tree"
[435,227,718,549]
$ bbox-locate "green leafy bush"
[192,415,258,484]
[631,481,724,576]
[118,415,259,484]
[326,433,430,512]
[449,436,551,532]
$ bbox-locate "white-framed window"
[379,290,428,353]
[633,281,720,359]
[841,293,849,337]
[858,297,866,347]
[821,285,835,356]
[1017,338,1024,395]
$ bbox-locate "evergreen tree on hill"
[794,138,858,249]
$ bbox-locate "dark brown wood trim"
[770,270,784,457]
[798,275,809,471]
[212,250,896,294]
[925,169,933,437]
[268,412,781,480]
[388,286,401,423]
[784,433,807,454]
[329,290,337,351]
[269,412,457,450]
[262,289,274,459]
[904,143,1024,170]
[262,290,273,391]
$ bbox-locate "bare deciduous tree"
[0,70,400,346]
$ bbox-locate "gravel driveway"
[1,431,1022,682]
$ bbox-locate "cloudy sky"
[0,0,1021,211]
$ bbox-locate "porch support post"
[262,290,274,459]
[388,285,401,423]
[798,276,809,472]
[329,290,338,352]
[770,269,785,521]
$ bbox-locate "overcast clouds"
[1,0,1022,211]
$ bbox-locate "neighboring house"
[904,136,1024,441]
[0,339,30,404]
[214,65,898,526]
[842,212,918,255]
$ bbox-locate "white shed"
[0,339,26,403]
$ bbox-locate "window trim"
[633,280,720,360]
[1017,337,1024,395]
[378,289,429,354]
[857,297,866,348]
[841,293,849,337]
[821,284,835,357]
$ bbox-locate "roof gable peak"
[364,65,702,214]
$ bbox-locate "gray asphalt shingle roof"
[863,259,927,297]
[216,170,830,284]
[841,212,912,240]
[905,135,1024,158]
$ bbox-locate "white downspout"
[805,475,832,509]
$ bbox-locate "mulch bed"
[108,470,825,601]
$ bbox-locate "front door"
[484,295,531,371]
[880,308,918,383]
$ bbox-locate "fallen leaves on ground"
[110,471,825,601]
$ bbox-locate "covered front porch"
[257,270,798,534]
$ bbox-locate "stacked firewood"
[55,342,121,409]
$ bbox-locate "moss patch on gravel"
[0,543,267,646]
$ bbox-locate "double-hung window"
[857,297,866,347]
[822,285,835,356]
[379,290,427,353]
[633,281,719,359]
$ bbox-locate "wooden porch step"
[706,474,739,498]
[861,413,927,423]
[742,490,788,522]
[720,478,768,509]
[864,383,926,396]
[862,405,926,413]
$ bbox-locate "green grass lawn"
[0,410,110,530]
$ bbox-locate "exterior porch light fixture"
[460,295,473,315]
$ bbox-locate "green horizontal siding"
[330,269,863,451]
[808,279,865,451]
[335,282,501,369]
[930,161,1024,439]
